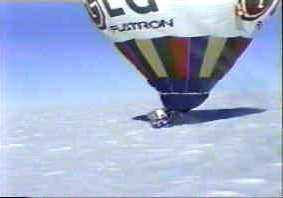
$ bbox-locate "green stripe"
[152,37,178,78]
[211,37,251,80]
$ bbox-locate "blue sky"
[0,2,282,109]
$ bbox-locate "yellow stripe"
[135,40,168,78]
[200,37,227,78]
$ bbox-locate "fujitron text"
[109,19,174,32]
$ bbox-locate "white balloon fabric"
[83,0,280,42]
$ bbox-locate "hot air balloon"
[83,0,280,128]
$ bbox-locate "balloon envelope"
[83,0,280,111]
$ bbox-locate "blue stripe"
[188,37,209,79]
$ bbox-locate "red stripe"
[169,38,189,79]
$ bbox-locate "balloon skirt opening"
[160,94,209,112]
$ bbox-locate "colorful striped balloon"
[115,36,252,111]
[83,0,279,112]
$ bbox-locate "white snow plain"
[0,91,282,197]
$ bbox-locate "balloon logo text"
[85,0,106,30]
[84,0,161,31]
[236,0,280,21]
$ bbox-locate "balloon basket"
[147,109,176,128]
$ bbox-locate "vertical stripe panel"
[169,37,189,79]
[115,42,155,81]
[200,37,227,78]
[188,37,209,79]
[152,37,177,78]
[135,40,168,78]
[127,40,159,80]
[211,37,252,80]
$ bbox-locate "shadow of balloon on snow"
[133,107,266,127]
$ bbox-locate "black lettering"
[138,21,150,29]
[149,20,160,28]
[110,25,119,31]
[119,24,129,32]
[109,19,174,32]
[126,0,158,14]
[161,19,174,28]
[128,23,139,30]
[102,0,125,17]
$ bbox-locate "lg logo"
[84,0,159,30]
[84,0,107,30]
[236,0,279,21]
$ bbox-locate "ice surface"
[0,92,281,197]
